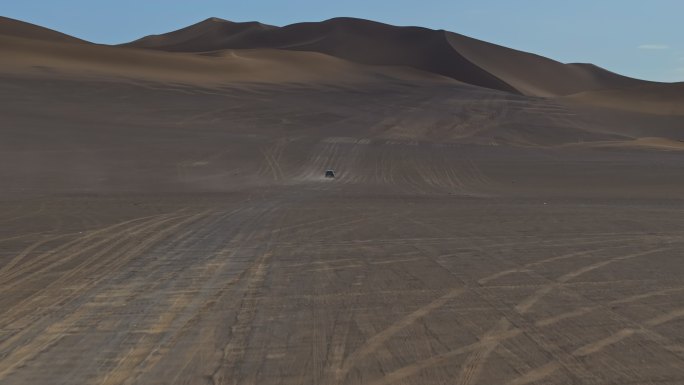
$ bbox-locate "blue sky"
[4,0,683,82]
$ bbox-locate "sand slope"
[564,83,684,115]
[0,16,87,43]
[0,22,452,86]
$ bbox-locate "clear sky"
[4,0,683,82]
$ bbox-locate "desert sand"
[1,16,684,385]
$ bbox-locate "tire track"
[95,208,241,385]
[259,140,286,181]
[299,140,345,182]
[0,234,68,277]
[0,211,184,286]
[0,211,207,331]
[336,286,466,383]
[0,211,210,381]
[477,245,628,285]
[321,234,370,384]
[453,247,668,385]
[103,207,270,378]
[0,212,188,315]
[536,286,684,327]
[359,246,669,385]
[363,328,523,385]
[274,232,644,249]
[209,251,273,385]
[456,319,511,385]
[0,202,46,225]
[515,247,668,313]
[507,306,684,385]
[203,205,284,385]
[108,205,280,385]
[0,232,45,244]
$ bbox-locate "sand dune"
[0,33,451,85]
[126,17,662,97]
[0,16,87,43]
[4,15,680,101]
[127,17,518,93]
[444,33,646,96]
[127,17,277,51]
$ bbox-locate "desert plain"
[1,16,684,385]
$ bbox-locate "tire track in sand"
[0,212,190,326]
[335,286,466,383]
[0,211,210,381]
[507,305,684,385]
[536,286,684,327]
[109,205,280,385]
[356,246,668,385]
[0,210,184,286]
[209,251,273,385]
[97,207,273,385]
[335,218,640,384]
[453,247,669,385]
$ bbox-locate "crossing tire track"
[0,211,210,381]
[209,251,273,385]
[0,211,185,286]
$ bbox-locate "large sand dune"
[2,15,684,385]
[126,17,674,97]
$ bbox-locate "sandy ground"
[2,16,684,385]
[3,191,684,385]
[1,74,684,385]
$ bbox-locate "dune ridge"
[124,16,679,98]
[0,15,682,135]
[0,18,453,86]
[3,15,681,100]
[127,17,520,93]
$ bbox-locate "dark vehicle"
[325,169,336,178]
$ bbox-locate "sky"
[3,0,683,82]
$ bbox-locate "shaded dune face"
[443,33,645,96]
